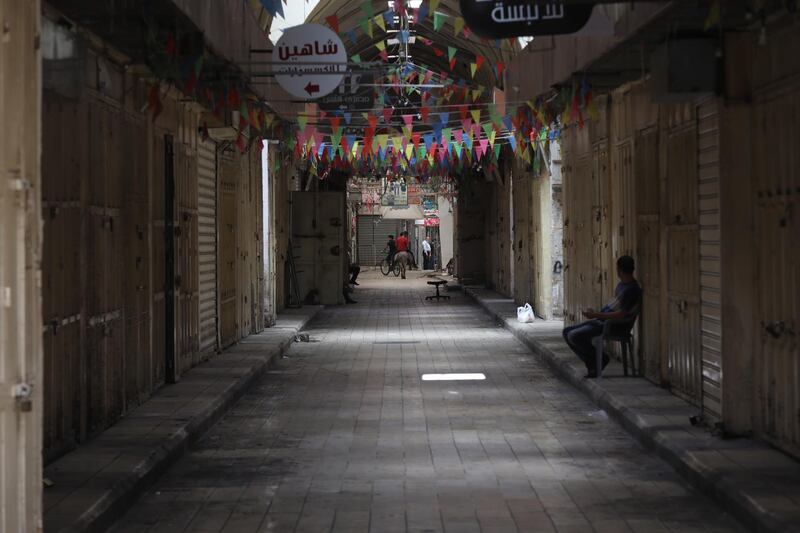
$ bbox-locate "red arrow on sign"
[304,82,320,95]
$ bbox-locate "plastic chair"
[592,310,639,378]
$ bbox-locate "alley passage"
[112,272,743,533]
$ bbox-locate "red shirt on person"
[396,235,409,252]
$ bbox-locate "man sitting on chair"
[562,255,641,378]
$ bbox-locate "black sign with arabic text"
[459,0,594,39]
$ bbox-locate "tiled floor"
[110,270,745,533]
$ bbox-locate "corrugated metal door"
[754,89,800,455]
[197,140,217,356]
[357,215,403,265]
[0,1,43,529]
[697,97,723,422]
[175,142,199,374]
[666,124,701,404]
[635,128,662,383]
[218,152,237,348]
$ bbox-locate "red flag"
[325,14,339,33]
[382,107,392,124]
[235,132,247,153]
[147,84,163,122]
[421,106,429,123]
[228,87,240,109]
[165,33,177,57]
[475,55,485,71]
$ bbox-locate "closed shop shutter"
[356,215,403,265]
[697,97,722,422]
[197,140,217,355]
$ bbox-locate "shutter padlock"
[13,383,33,413]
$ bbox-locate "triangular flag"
[434,12,446,31]
[475,55,485,71]
[430,0,441,12]
[471,109,481,124]
[704,0,721,31]
[359,18,373,39]
[454,17,465,37]
[374,13,386,32]
[351,53,362,64]
[324,14,339,33]
[447,46,457,61]
[470,63,477,78]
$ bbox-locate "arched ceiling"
[306,0,519,91]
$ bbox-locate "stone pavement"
[43,307,321,533]
[466,286,800,533]
[110,270,746,532]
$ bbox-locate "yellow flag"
[374,14,386,32]
[454,17,464,37]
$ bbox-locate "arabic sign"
[318,73,375,111]
[458,0,594,39]
[273,23,347,99]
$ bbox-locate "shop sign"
[458,0,594,39]
[381,181,408,207]
[273,23,347,99]
[318,73,375,111]
[424,217,440,227]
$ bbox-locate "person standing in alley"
[562,255,641,378]
[394,231,411,279]
[422,236,432,270]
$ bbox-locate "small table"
[426,280,450,301]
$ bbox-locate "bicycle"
[379,247,401,277]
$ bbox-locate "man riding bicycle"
[385,234,396,269]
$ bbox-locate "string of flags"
[144,28,285,155]
[286,78,599,185]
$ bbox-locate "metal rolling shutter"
[197,139,218,355]
[356,215,403,265]
[697,97,722,422]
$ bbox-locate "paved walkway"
[466,287,800,533]
[109,270,746,533]
[44,308,321,533]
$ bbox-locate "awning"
[380,205,424,220]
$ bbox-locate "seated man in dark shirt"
[562,255,641,378]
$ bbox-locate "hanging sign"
[273,23,347,99]
[458,0,594,39]
[381,180,408,207]
[318,73,375,111]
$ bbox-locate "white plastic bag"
[517,303,535,323]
